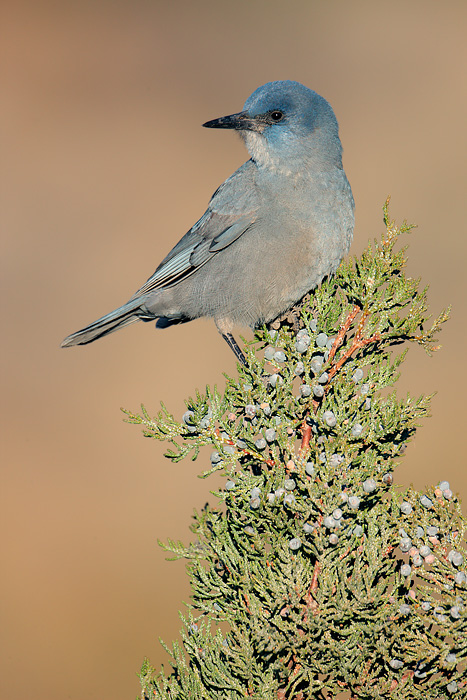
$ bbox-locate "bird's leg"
[222,333,247,366]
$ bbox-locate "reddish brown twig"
[328,330,381,382]
[328,304,360,364]
[299,419,312,453]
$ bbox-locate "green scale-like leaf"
[131,204,465,700]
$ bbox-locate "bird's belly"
[187,218,349,328]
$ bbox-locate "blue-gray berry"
[438,480,450,491]
[309,320,318,332]
[348,496,361,510]
[289,537,301,550]
[315,332,328,347]
[250,487,261,498]
[419,545,431,558]
[450,607,461,620]
[351,423,363,437]
[300,384,312,398]
[267,492,276,503]
[329,453,344,468]
[303,522,314,534]
[283,493,295,507]
[313,384,324,398]
[273,350,286,363]
[427,526,439,536]
[323,410,337,427]
[446,653,457,664]
[329,533,339,545]
[295,340,309,354]
[455,571,466,585]
[415,526,425,538]
[245,404,256,418]
[182,410,195,424]
[318,371,329,384]
[326,337,335,350]
[352,368,364,383]
[225,480,235,490]
[361,382,370,395]
[296,331,310,345]
[400,502,413,515]
[400,564,412,577]
[294,362,305,376]
[399,538,412,553]
[421,601,431,612]
[399,604,410,615]
[210,451,222,465]
[255,437,267,450]
[363,478,377,493]
[236,438,247,449]
[264,346,275,360]
[353,525,363,536]
[447,682,458,694]
[412,555,423,567]
[323,516,337,529]
[265,428,276,443]
[389,659,404,670]
[310,356,324,374]
[244,526,255,535]
[249,497,260,509]
[332,508,343,520]
[420,495,433,509]
[305,462,315,476]
[449,550,464,567]
[268,374,283,388]
[284,479,296,491]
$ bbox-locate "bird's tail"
[61,298,146,347]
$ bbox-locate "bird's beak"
[203,111,262,132]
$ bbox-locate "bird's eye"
[270,110,284,122]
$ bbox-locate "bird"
[61,80,354,364]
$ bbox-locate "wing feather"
[131,161,258,299]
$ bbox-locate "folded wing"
[132,160,259,298]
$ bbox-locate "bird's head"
[203,80,343,173]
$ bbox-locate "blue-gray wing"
[133,161,258,298]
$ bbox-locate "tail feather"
[61,299,147,347]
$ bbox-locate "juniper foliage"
[126,202,466,699]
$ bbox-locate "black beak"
[203,111,259,131]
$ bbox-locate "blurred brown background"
[2,1,466,698]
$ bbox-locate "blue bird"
[61,80,354,363]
